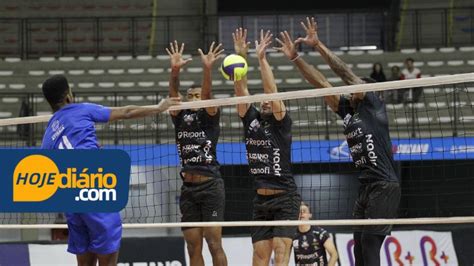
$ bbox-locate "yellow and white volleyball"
[219,54,248,81]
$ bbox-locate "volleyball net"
[0,73,473,229]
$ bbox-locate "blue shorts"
[65,212,122,255]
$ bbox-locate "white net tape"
[1,73,473,127]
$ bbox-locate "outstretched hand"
[198,41,224,69]
[165,40,192,70]
[295,17,320,47]
[274,31,298,60]
[158,97,181,111]
[255,29,273,60]
[232,27,251,57]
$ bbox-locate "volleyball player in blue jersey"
[41,75,180,266]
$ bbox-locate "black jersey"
[337,92,398,183]
[293,226,330,265]
[171,109,221,178]
[241,105,296,191]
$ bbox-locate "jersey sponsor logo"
[247,153,269,162]
[301,235,310,249]
[50,120,65,141]
[295,253,319,261]
[354,156,367,167]
[177,131,206,139]
[250,167,271,175]
[249,119,261,132]
[183,113,195,125]
[183,156,204,164]
[346,127,363,139]
[179,140,214,165]
[366,134,378,166]
[246,138,271,147]
[0,150,130,212]
[352,113,361,123]
[349,143,363,154]
[272,148,282,176]
[343,114,352,128]
[181,144,201,154]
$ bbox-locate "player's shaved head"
[42,74,72,111]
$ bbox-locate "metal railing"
[397,7,474,49]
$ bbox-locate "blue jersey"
[41,103,111,149]
[40,103,121,255]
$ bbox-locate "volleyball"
[220,54,248,81]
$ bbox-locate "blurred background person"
[370,63,386,83]
[401,58,422,103]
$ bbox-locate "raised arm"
[232,27,251,118]
[256,30,286,121]
[275,30,339,112]
[198,41,224,116]
[165,40,192,116]
[109,97,181,121]
[297,17,364,86]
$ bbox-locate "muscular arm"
[109,98,179,121]
[199,42,223,116]
[276,29,340,112]
[256,30,286,121]
[168,69,181,117]
[292,56,340,112]
[315,42,363,86]
[259,56,286,121]
[232,28,251,118]
[201,65,218,115]
[169,68,180,98]
[166,41,191,116]
[234,76,251,118]
[323,237,339,266]
[315,41,364,100]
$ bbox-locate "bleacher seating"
[0,0,151,57]
[0,46,473,142]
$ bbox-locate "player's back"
[41,103,111,149]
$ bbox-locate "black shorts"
[251,190,301,243]
[179,178,225,228]
[353,181,401,235]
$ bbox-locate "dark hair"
[42,75,70,111]
[300,201,311,212]
[372,62,383,72]
[405,57,414,63]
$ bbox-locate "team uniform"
[172,109,225,224]
[241,105,300,243]
[41,103,122,255]
[293,226,330,266]
[337,92,401,235]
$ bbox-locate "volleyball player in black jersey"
[293,202,338,266]
[166,41,227,266]
[275,18,401,266]
[233,28,301,266]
